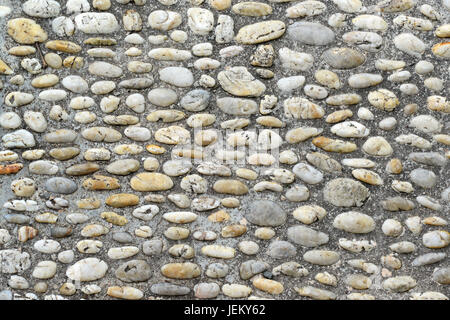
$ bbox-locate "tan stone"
[386,158,403,174]
[82,175,120,191]
[7,18,48,44]
[66,163,100,176]
[107,286,143,300]
[352,169,384,185]
[77,198,101,209]
[312,137,357,153]
[146,144,166,154]
[286,127,322,143]
[368,89,399,111]
[232,2,273,16]
[427,96,449,113]
[201,245,236,259]
[8,46,36,56]
[213,179,249,195]
[326,109,353,123]
[161,263,201,279]
[45,40,82,54]
[130,172,174,192]
[256,116,284,128]
[209,0,232,10]
[105,194,139,208]
[253,278,283,294]
[221,225,247,238]
[31,74,59,88]
[236,168,258,180]
[164,227,190,240]
[63,56,84,69]
[235,20,286,44]
[221,198,240,208]
[35,213,58,224]
[101,212,128,226]
[208,210,230,222]
[81,224,109,237]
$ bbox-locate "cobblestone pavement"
[0,0,449,300]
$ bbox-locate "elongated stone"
[333,212,375,233]
[288,22,335,46]
[235,20,286,44]
[201,245,236,259]
[161,263,201,279]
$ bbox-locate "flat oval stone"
[75,13,119,33]
[82,127,122,142]
[34,239,61,254]
[222,284,252,298]
[348,73,383,88]
[423,230,450,249]
[287,225,329,247]
[163,211,197,224]
[293,163,323,184]
[266,241,296,259]
[235,20,286,44]
[107,286,143,300]
[333,212,375,233]
[303,250,340,265]
[213,179,248,195]
[352,14,388,31]
[217,97,257,116]
[105,194,139,208]
[89,61,122,78]
[362,136,393,156]
[107,246,139,259]
[218,66,266,97]
[8,18,48,44]
[45,177,77,194]
[32,261,57,279]
[23,0,60,17]
[49,147,80,161]
[323,178,369,207]
[201,245,236,259]
[433,268,450,285]
[66,258,107,281]
[394,33,426,57]
[66,163,100,176]
[253,278,284,295]
[82,175,120,191]
[383,276,416,293]
[159,67,193,87]
[288,22,335,46]
[194,283,220,299]
[412,253,446,267]
[148,88,178,107]
[115,260,152,282]
[130,173,173,191]
[410,168,437,188]
[161,263,201,279]
[151,283,189,296]
[342,31,383,52]
[180,89,210,111]
[106,159,139,176]
[322,47,365,69]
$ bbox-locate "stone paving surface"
[0,0,449,300]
